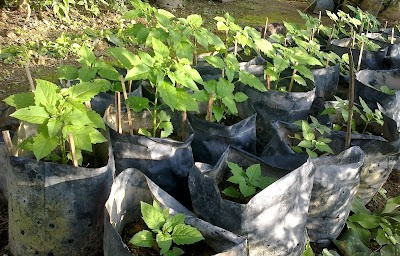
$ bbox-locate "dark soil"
[121,219,216,256]
[196,113,243,126]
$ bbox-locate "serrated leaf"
[62,125,92,152]
[88,128,107,144]
[306,148,318,158]
[187,14,202,27]
[212,105,224,122]
[216,78,234,98]
[163,214,185,233]
[32,133,58,160]
[3,92,35,108]
[222,96,237,115]
[239,182,256,197]
[47,118,62,137]
[273,55,290,73]
[159,120,173,138]
[126,96,150,112]
[254,38,275,57]
[130,230,154,247]
[298,140,312,148]
[172,224,204,245]
[203,56,225,69]
[207,33,226,49]
[138,128,152,137]
[227,175,246,184]
[228,162,246,177]
[222,187,241,198]
[152,37,170,58]
[141,201,166,230]
[246,164,261,182]
[125,64,151,81]
[58,65,79,80]
[78,45,96,66]
[156,232,172,254]
[302,121,315,141]
[295,65,314,82]
[193,90,209,102]
[66,82,103,102]
[234,92,248,102]
[78,66,97,82]
[11,106,49,124]
[108,47,139,70]
[121,9,143,19]
[35,79,60,106]
[96,63,121,81]
[292,74,307,86]
[315,141,334,154]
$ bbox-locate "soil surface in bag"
[7,135,114,256]
[189,146,315,256]
[103,168,247,256]
[329,38,388,70]
[354,69,400,132]
[104,105,195,205]
[261,121,365,244]
[189,100,256,166]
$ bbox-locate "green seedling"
[130,201,204,256]
[322,96,384,134]
[292,117,334,158]
[334,196,400,255]
[380,86,397,96]
[222,162,278,199]
[3,79,107,165]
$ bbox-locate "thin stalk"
[206,92,214,122]
[152,90,159,137]
[345,47,355,149]
[68,133,78,167]
[326,58,330,68]
[263,17,269,39]
[194,38,198,66]
[362,121,370,134]
[327,24,336,48]
[288,68,298,93]
[25,65,35,92]
[357,39,364,72]
[359,18,365,35]
[266,74,271,90]
[391,27,395,44]
[384,21,388,30]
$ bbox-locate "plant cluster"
[222,161,278,199]
[291,117,334,158]
[130,201,204,256]
[3,79,107,165]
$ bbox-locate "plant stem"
[206,92,214,122]
[346,47,355,149]
[362,121,369,134]
[60,133,67,165]
[153,89,159,138]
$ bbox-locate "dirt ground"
[0,0,399,255]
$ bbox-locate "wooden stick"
[345,48,355,150]
[384,21,388,30]
[115,91,122,134]
[181,111,187,140]
[309,28,315,41]
[391,27,395,44]
[326,58,330,68]
[85,101,92,110]
[25,66,35,92]
[234,40,238,56]
[352,30,356,48]
[68,133,78,167]
[288,67,298,93]
[284,37,287,47]
[2,130,14,156]
[303,0,317,12]
[317,11,321,34]
[357,39,364,72]
[327,24,336,48]
[263,17,269,39]
[359,18,365,36]
[120,76,133,135]
[206,92,214,122]
[128,80,132,94]
[194,38,198,66]
[266,74,271,90]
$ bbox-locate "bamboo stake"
[85,101,92,110]
[115,91,122,134]
[384,21,388,30]
[357,39,364,72]
[181,111,187,140]
[68,133,78,167]
[327,24,336,48]
[359,18,365,36]
[266,74,271,90]
[120,76,134,135]
[326,58,330,68]
[391,27,395,44]
[284,37,287,47]
[309,28,315,41]
[303,0,317,12]
[25,65,35,92]
[206,92,214,122]
[234,40,238,56]
[194,38,198,66]
[345,48,355,149]
[317,11,321,34]
[128,80,132,94]
[263,17,269,39]
[2,130,14,156]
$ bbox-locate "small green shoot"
[292,117,334,158]
[222,162,278,199]
[130,201,204,256]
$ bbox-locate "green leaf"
[78,66,97,82]
[292,74,307,87]
[176,41,194,63]
[292,146,303,153]
[58,65,79,80]
[34,79,60,106]
[11,106,49,124]
[351,197,371,215]
[203,56,225,69]
[306,148,318,158]
[298,140,313,149]
[121,9,143,19]
[152,37,170,58]
[141,201,166,230]
[315,141,334,154]
[47,118,62,137]
[212,105,224,122]
[246,164,261,182]
[108,47,139,70]
[222,96,237,115]
[302,121,315,141]
[383,195,400,213]
[222,187,241,198]
[138,51,155,68]
[227,162,246,177]
[175,89,199,112]
[194,31,208,49]
[126,96,150,112]
[130,230,154,248]
[78,45,96,66]
[164,247,184,256]
[238,71,267,92]
[273,55,290,73]
[227,175,246,184]
[3,92,35,108]
[216,78,234,98]
[376,228,391,246]
[32,133,58,161]
[156,232,172,254]
[163,214,185,233]
[96,63,121,81]
[234,92,248,102]
[159,120,173,138]
[334,231,372,256]
[346,221,371,247]
[257,176,278,189]
[172,224,204,245]
[207,33,226,50]
[254,38,275,57]
[239,182,256,197]
[303,240,315,256]
[138,128,152,137]
[295,65,314,82]
[154,12,171,27]
[193,90,209,102]
[62,125,92,152]
[125,64,151,81]
[348,213,381,229]
[88,128,107,144]
[187,14,202,27]
[86,110,106,129]
[66,82,103,102]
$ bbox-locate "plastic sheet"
[189,146,315,256]
[103,168,248,256]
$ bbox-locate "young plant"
[292,117,334,158]
[130,201,204,256]
[222,162,278,199]
[3,79,107,165]
[322,96,384,134]
[334,196,400,255]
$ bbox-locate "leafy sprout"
[130,201,204,256]
[222,162,278,199]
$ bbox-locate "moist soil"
[121,219,216,256]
